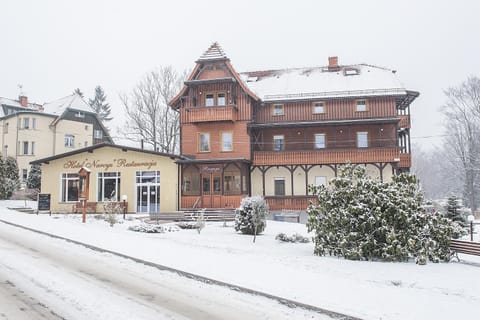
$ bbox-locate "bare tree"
[441,76,480,211]
[412,143,462,200]
[119,66,187,154]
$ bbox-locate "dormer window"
[344,68,360,76]
[75,111,85,118]
[273,104,284,116]
[356,100,367,112]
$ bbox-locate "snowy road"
[0,222,331,320]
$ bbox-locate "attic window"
[344,68,360,76]
[75,111,85,118]
[205,65,214,70]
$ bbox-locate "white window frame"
[273,104,284,116]
[31,141,35,155]
[198,133,210,152]
[217,92,226,106]
[313,102,324,114]
[94,130,103,139]
[314,134,326,149]
[75,111,85,118]
[65,134,75,147]
[221,132,233,152]
[97,172,121,202]
[22,141,28,155]
[357,132,368,148]
[61,173,79,202]
[356,100,367,112]
[32,118,36,129]
[205,93,215,107]
[23,118,29,129]
[273,135,284,151]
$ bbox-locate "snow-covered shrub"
[307,163,458,263]
[102,196,121,227]
[128,223,179,233]
[235,196,268,242]
[191,208,206,234]
[275,232,310,243]
[177,222,199,229]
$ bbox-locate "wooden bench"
[185,210,236,222]
[72,201,97,213]
[149,212,186,223]
[450,239,480,261]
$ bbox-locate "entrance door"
[136,171,160,213]
[137,184,160,213]
[201,173,221,208]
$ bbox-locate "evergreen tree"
[89,86,113,122]
[307,163,462,264]
[74,88,84,98]
[27,164,41,190]
[444,195,466,226]
[0,157,20,199]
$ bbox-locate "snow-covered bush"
[192,208,206,234]
[307,164,459,264]
[275,232,310,243]
[102,196,121,227]
[128,223,179,233]
[235,196,268,242]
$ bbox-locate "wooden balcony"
[399,115,410,129]
[253,147,401,166]
[398,153,411,168]
[181,105,237,123]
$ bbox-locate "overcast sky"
[1,0,479,149]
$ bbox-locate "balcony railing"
[399,115,410,129]
[253,147,401,166]
[181,105,237,123]
[398,153,411,168]
[265,196,317,211]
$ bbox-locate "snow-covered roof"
[0,97,42,117]
[239,64,409,102]
[197,42,228,61]
[42,93,93,116]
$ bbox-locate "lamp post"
[467,215,475,242]
[122,195,127,220]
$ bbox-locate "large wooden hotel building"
[170,43,418,211]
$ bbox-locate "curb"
[0,218,362,320]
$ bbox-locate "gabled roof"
[169,43,260,107]
[197,42,228,61]
[42,93,93,116]
[239,64,416,102]
[30,142,185,165]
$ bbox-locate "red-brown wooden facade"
[170,43,418,210]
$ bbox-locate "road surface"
[0,222,331,320]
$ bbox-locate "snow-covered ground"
[1,201,479,320]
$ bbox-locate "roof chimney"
[19,95,28,107]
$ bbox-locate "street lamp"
[467,215,475,242]
[122,195,127,220]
